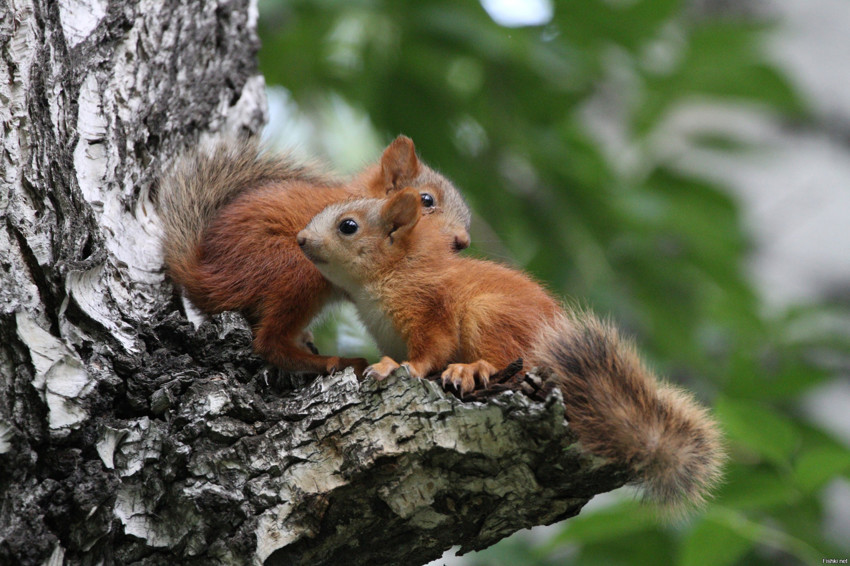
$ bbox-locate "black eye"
[420,193,435,208]
[338,219,358,235]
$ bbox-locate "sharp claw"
[461,380,473,396]
[365,366,382,381]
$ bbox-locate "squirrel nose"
[296,232,307,247]
[453,233,470,251]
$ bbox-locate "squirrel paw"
[364,356,401,381]
[441,360,498,397]
[327,356,369,377]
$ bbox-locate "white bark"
[0,1,627,564]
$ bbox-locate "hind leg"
[255,317,368,376]
[253,275,367,376]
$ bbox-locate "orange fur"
[158,137,471,374]
[298,188,725,510]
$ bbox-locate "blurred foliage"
[257,0,850,564]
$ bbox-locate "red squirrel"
[296,188,724,510]
[158,136,470,375]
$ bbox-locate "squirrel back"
[298,188,724,510]
[157,138,335,312]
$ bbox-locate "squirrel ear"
[380,188,421,243]
[381,135,421,193]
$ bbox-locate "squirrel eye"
[420,193,435,208]
[338,218,359,235]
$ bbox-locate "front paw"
[441,360,498,397]
[398,361,427,379]
[364,356,401,381]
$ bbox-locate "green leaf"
[571,529,675,566]
[724,347,831,401]
[688,132,757,153]
[636,22,805,132]
[715,398,801,464]
[553,0,682,52]
[716,463,797,510]
[680,508,824,566]
[546,501,657,547]
[794,446,850,492]
[678,512,756,566]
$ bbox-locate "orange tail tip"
[533,311,725,512]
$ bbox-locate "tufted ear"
[380,135,421,193]
[379,188,421,244]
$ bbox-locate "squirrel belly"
[297,187,725,510]
[157,136,471,374]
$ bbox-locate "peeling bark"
[0,1,628,564]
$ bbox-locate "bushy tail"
[533,311,724,512]
[156,138,327,309]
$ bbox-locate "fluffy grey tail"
[533,311,724,512]
[156,139,329,303]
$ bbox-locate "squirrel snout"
[453,233,470,252]
[297,230,325,264]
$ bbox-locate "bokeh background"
[256,1,850,564]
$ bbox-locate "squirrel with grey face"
[157,136,471,375]
[297,188,725,511]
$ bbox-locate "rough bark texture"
[0,1,628,564]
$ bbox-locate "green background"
[256,1,850,564]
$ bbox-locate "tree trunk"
[0,1,627,564]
